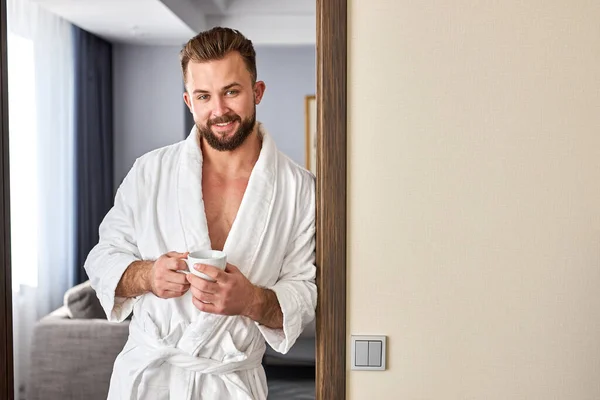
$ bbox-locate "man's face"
[183,51,265,152]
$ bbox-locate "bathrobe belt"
[127,317,265,399]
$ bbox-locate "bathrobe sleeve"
[84,161,142,322]
[257,180,317,354]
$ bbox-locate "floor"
[265,365,315,400]
[18,367,316,400]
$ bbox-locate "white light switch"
[351,335,387,371]
[368,340,382,367]
[355,341,369,366]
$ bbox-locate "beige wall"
[347,1,600,399]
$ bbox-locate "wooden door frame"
[0,0,15,397]
[315,0,347,399]
[0,0,347,398]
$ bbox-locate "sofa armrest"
[28,307,130,400]
[43,305,71,320]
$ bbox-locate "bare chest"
[202,176,249,251]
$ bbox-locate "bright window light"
[8,32,39,292]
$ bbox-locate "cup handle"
[177,260,191,274]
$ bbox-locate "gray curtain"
[73,26,114,283]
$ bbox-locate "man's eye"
[197,95,209,100]
[225,90,238,96]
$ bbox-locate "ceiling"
[32,0,316,46]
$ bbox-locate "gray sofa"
[27,281,315,400]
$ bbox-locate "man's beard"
[197,108,256,152]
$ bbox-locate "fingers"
[185,273,219,293]
[155,264,189,285]
[187,273,222,311]
[162,281,190,293]
[192,297,223,315]
[152,281,190,298]
[166,251,189,258]
[173,257,190,271]
[157,254,189,273]
[150,252,192,298]
[224,263,239,274]
[190,285,216,304]
[193,264,225,281]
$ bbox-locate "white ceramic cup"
[184,250,227,281]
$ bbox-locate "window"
[8,32,39,291]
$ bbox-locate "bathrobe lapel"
[177,123,278,278]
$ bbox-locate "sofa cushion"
[63,280,106,319]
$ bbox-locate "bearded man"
[85,27,316,400]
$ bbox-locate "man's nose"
[211,96,229,116]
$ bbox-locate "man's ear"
[254,81,266,105]
[184,92,193,111]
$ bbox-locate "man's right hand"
[115,251,191,299]
[147,251,191,298]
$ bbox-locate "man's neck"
[200,128,262,179]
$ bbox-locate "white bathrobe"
[84,123,317,400]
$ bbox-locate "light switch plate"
[351,335,387,371]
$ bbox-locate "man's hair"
[180,27,257,85]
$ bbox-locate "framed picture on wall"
[305,95,317,174]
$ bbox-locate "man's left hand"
[186,263,259,318]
